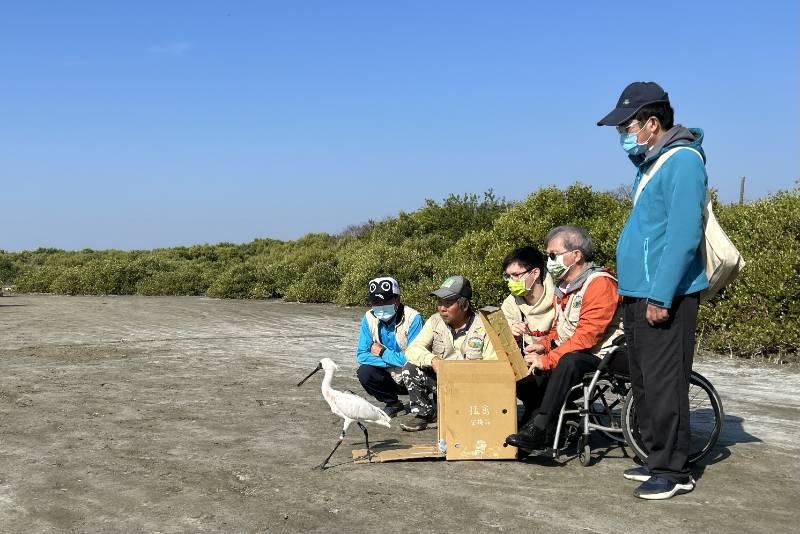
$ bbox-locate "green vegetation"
[2,186,798,362]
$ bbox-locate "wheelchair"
[547,344,725,467]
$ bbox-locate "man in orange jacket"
[505,225,627,454]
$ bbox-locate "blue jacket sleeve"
[355,316,389,368]
[378,313,424,367]
[649,149,707,308]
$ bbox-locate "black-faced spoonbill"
[297,357,391,469]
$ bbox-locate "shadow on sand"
[521,411,760,481]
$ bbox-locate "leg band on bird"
[319,429,346,470]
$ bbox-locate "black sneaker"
[623,465,652,482]
[383,401,406,418]
[505,423,549,452]
[633,477,695,500]
[400,413,437,432]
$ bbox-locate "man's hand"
[431,357,442,374]
[646,304,669,326]
[524,343,545,354]
[525,354,545,375]
[510,321,528,338]
[370,342,384,356]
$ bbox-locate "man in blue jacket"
[355,276,424,417]
[598,82,708,500]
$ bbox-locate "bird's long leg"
[318,429,346,470]
[357,422,373,462]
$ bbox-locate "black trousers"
[623,294,698,484]
[517,350,630,427]
[356,365,408,405]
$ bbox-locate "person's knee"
[549,353,597,394]
[357,364,378,385]
[557,352,582,368]
[400,362,416,385]
[401,361,423,380]
[550,353,579,378]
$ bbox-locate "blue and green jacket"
[356,307,423,368]
[616,126,709,308]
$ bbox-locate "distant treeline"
[2,184,798,362]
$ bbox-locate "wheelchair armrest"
[596,355,613,373]
[597,344,625,373]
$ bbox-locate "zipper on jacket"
[643,238,650,283]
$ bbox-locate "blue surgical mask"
[619,120,654,155]
[372,304,396,321]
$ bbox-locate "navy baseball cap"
[597,82,670,127]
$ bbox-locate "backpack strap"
[633,146,703,205]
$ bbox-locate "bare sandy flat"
[1,295,797,533]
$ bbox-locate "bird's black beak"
[297,363,323,387]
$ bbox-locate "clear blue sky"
[2,1,798,251]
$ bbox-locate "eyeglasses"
[615,120,641,135]
[547,250,571,260]
[616,117,655,135]
[502,268,533,282]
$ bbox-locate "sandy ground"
[0,295,798,533]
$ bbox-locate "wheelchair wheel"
[578,435,592,466]
[622,371,724,464]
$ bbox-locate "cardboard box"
[353,307,523,463]
[437,360,518,460]
[478,306,529,381]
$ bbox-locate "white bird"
[297,357,391,469]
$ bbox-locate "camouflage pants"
[401,362,437,417]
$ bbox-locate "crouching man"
[355,277,424,417]
[505,226,626,453]
[400,276,497,432]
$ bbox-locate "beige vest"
[364,305,420,350]
[554,272,623,358]
[429,313,491,360]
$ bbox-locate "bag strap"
[633,146,703,205]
